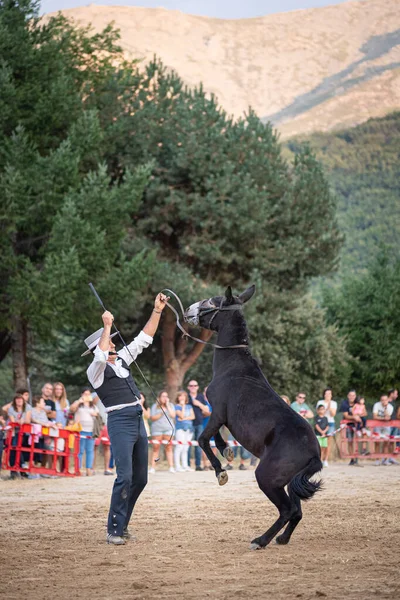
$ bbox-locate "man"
[41,382,56,421]
[84,293,168,545]
[290,393,314,420]
[373,394,397,465]
[340,389,362,466]
[388,388,399,442]
[187,380,210,471]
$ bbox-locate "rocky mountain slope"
[50,0,400,136]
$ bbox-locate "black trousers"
[107,405,148,536]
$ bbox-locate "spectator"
[174,390,195,472]
[316,388,338,465]
[353,396,368,435]
[314,404,329,467]
[0,412,6,477]
[93,394,114,476]
[340,389,362,466]
[2,387,31,414]
[70,389,99,476]
[281,395,291,405]
[373,394,397,466]
[31,395,58,468]
[291,392,314,420]
[41,382,56,421]
[388,388,399,441]
[53,382,70,427]
[187,380,211,471]
[139,393,151,438]
[149,391,175,473]
[7,393,32,477]
[316,388,337,434]
[352,396,371,456]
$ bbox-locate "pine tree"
[0,1,154,387]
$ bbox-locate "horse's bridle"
[163,289,249,350]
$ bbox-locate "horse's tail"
[288,456,323,501]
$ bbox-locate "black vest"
[95,358,141,409]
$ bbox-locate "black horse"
[184,285,322,549]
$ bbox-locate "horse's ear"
[239,284,256,304]
[224,286,233,303]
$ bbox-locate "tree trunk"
[0,329,11,363]
[11,316,28,390]
[161,307,213,400]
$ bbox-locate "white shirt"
[373,402,393,419]
[87,330,153,391]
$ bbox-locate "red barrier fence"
[3,423,80,477]
[339,419,400,461]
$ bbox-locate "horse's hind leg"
[250,461,295,550]
[276,491,302,545]
[213,431,234,463]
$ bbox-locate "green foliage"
[287,112,400,276]
[100,61,341,294]
[0,1,345,397]
[0,0,155,382]
[322,252,400,394]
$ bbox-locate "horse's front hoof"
[249,542,263,551]
[223,447,234,462]
[217,470,228,486]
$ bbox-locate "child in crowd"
[31,395,60,468]
[314,404,329,467]
[352,396,370,436]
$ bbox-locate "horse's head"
[184,285,255,331]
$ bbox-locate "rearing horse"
[184,285,322,550]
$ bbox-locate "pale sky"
[41,0,354,19]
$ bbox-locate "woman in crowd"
[31,395,57,468]
[149,390,175,473]
[139,393,151,438]
[174,390,195,472]
[281,395,291,406]
[7,393,32,477]
[53,382,70,428]
[70,388,99,476]
[316,387,338,467]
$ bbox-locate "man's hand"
[102,311,114,328]
[154,293,170,312]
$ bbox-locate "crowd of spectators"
[289,387,400,467]
[0,381,399,479]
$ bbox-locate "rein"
[162,288,249,350]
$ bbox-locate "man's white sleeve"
[118,331,153,366]
[87,347,109,389]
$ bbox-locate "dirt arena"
[1,463,399,600]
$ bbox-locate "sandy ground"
[1,462,399,600]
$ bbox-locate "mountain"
[286,111,400,275]
[49,0,400,137]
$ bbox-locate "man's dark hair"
[16,387,29,395]
[388,388,398,396]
